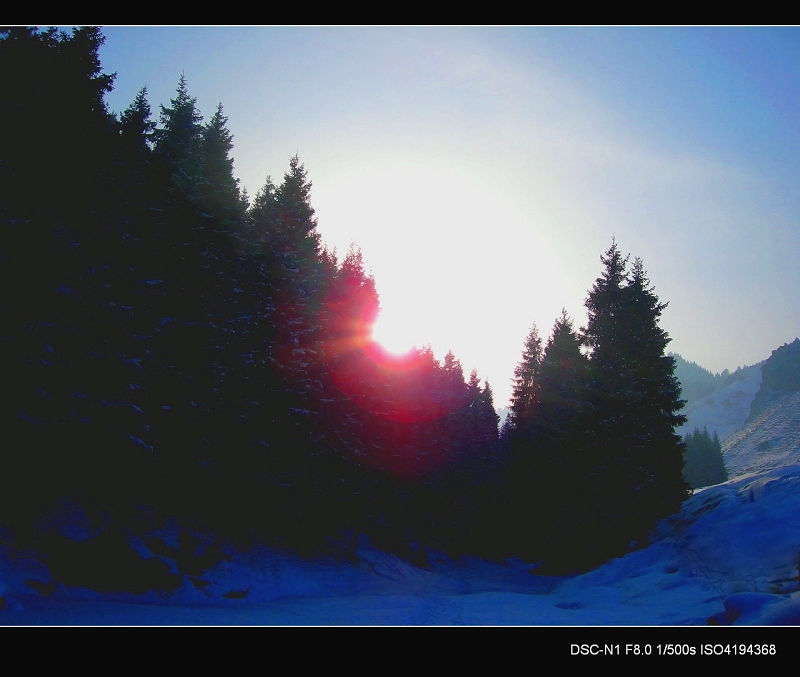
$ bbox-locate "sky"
[96,26,800,408]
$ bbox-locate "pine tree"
[508,322,544,430]
[201,102,244,225]
[499,322,547,557]
[540,311,586,411]
[273,156,322,298]
[537,309,588,456]
[0,26,116,215]
[580,241,688,551]
[474,377,500,452]
[459,370,500,454]
[622,257,688,520]
[119,86,155,154]
[581,239,633,474]
[582,239,629,371]
[154,74,204,201]
[520,310,589,559]
[115,86,157,212]
[442,350,466,397]
[254,157,326,411]
[246,177,279,252]
[683,427,727,489]
[322,243,379,349]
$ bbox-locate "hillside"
[723,391,800,477]
[721,340,800,478]
[749,338,800,420]
[672,354,725,404]
[676,363,762,442]
[676,340,800,477]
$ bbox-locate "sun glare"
[371,311,418,356]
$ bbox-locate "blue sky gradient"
[97,26,799,406]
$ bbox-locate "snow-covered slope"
[677,365,762,442]
[723,390,800,477]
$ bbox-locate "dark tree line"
[683,427,727,489]
[501,242,688,570]
[0,27,689,588]
[0,27,501,581]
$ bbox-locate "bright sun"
[370,310,419,356]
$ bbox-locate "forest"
[0,27,689,589]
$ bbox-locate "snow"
[1,461,799,626]
[678,366,762,442]
[723,391,800,477]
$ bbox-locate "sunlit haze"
[99,26,800,407]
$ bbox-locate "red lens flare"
[318,275,472,478]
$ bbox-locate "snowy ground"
[2,462,799,626]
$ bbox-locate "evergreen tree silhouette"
[269,156,325,399]
[201,102,245,225]
[579,241,688,559]
[683,427,727,489]
[154,74,204,202]
[501,322,547,558]
[621,257,687,523]
[2,27,671,569]
[508,322,544,431]
[538,310,587,444]
[119,86,156,154]
[0,27,115,216]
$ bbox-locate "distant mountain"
[673,340,800,479]
[671,354,726,405]
[723,390,800,477]
[674,359,762,442]
[723,339,800,477]
[748,338,800,420]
